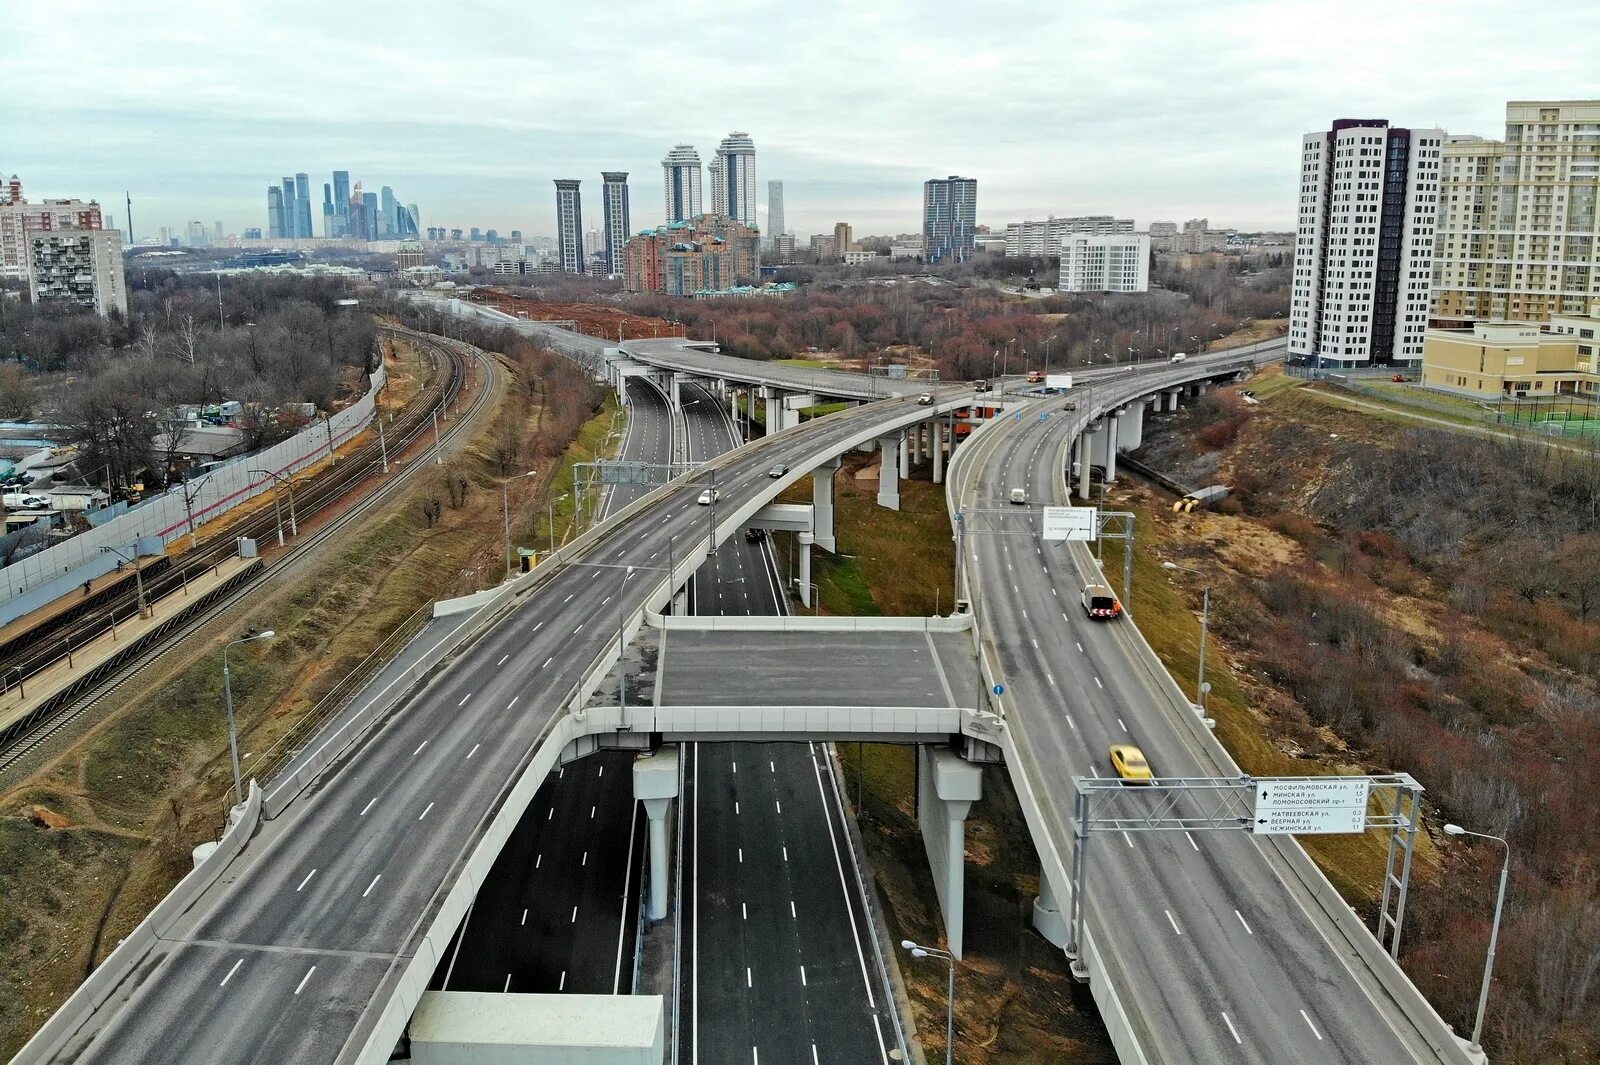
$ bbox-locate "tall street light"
[901,939,955,1065]
[1443,823,1512,1052]
[548,492,570,552]
[100,545,151,619]
[502,470,538,577]
[1162,562,1211,720]
[223,630,275,806]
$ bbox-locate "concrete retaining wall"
[10,783,263,1065]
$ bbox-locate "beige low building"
[1421,310,1600,398]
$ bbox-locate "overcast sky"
[3,0,1598,241]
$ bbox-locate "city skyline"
[3,2,1597,239]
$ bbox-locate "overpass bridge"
[13,316,1472,1065]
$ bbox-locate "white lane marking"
[812,1045,820,1065]
[735,802,740,815]
[1300,1010,1322,1040]
[536,854,542,867]
[466,743,480,760]
[412,741,428,757]
[1076,641,1083,652]
[732,760,737,773]
[1094,676,1104,689]
[574,623,584,634]
[509,696,519,708]
[598,765,604,777]
[1221,1012,1242,1045]
[1030,638,1039,649]
[775,800,782,814]
[742,902,747,920]
[747,967,753,988]
[563,594,574,603]
[782,846,789,862]
[571,906,578,924]
[294,966,316,995]
[582,851,588,866]
[1186,832,1199,851]
[1047,673,1056,687]
[1117,717,1127,731]
[1165,909,1182,935]
[503,973,512,992]
[457,694,470,707]
[602,595,612,605]
[770,761,776,772]
[521,909,528,926]
[418,802,434,820]
[1089,765,1099,777]
[800,965,807,986]
[559,970,567,990]
[547,808,553,820]
[590,805,596,819]
[497,654,508,666]
[1235,909,1254,934]
[220,959,243,986]
[1124,832,1134,848]
[738,847,744,863]
[1065,715,1077,731]
[362,875,382,898]
[790,900,797,918]
[359,797,376,817]
[296,869,317,892]
[542,657,553,669]
[532,622,542,633]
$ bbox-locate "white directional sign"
[1042,506,1098,542]
[1252,778,1369,835]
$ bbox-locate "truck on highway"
[1080,583,1123,620]
[1026,370,1044,383]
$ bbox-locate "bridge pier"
[931,416,946,484]
[1103,411,1121,482]
[811,457,840,552]
[1032,870,1071,948]
[1075,432,1092,499]
[917,746,983,958]
[1117,398,1146,451]
[1163,388,1180,412]
[670,371,684,415]
[633,747,680,921]
[877,433,902,511]
[797,532,814,607]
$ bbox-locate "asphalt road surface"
[675,381,905,1065]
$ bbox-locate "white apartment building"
[1004,215,1133,257]
[1290,119,1442,366]
[710,132,757,229]
[1433,101,1600,324]
[1058,232,1151,293]
[27,228,127,316]
[1,176,105,279]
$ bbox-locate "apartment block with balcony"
[623,215,758,296]
[1432,101,1600,326]
[27,228,127,316]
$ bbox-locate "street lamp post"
[617,565,634,726]
[100,545,150,618]
[1162,562,1211,717]
[1443,824,1512,1051]
[548,493,570,552]
[223,630,275,806]
[502,470,538,578]
[901,940,955,1065]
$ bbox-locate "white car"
[917,392,935,405]
[697,488,720,506]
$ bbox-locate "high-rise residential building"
[244,227,262,239]
[1433,100,1600,325]
[832,222,854,259]
[767,180,785,245]
[923,176,977,264]
[555,179,584,273]
[772,232,796,261]
[381,186,398,238]
[711,132,757,228]
[332,170,351,236]
[1058,233,1152,293]
[510,230,523,243]
[663,145,703,223]
[27,228,126,316]
[623,214,759,295]
[1290,118,1443,367]
[0,177,104,278]
[186,220,211,247]
[213,220,223,244]
[1003,216,1135,257]
[601,172,630,276]
[267,186,285,238]
[1147,221,1179,251]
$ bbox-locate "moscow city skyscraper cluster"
[266,170,418,241]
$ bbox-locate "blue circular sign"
[993,683,1005,696]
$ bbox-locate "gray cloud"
[3,0,1596,238]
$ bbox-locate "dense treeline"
[622,259,1288,378]
[0,273,378,490]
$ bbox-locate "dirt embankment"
[468,288,679,341]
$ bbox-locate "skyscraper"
[601,172,631,277]
[322,183,335,237]
[403,203,420,238]
[712,132,757,228]
[362,191,379,242]
[381,186,397,238]
[662,145,703,223]
[294,173,312,238]
[267,185,285,239]
[923,176,977,264]
[332,170,351,236]
[1289,118,1442,367]
[1433,100,1600,324]
[555,179,584,273]
[281,177,298,239]
[767,180,785,244]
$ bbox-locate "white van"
[1169,352,1187,364]
[3,493,50,510]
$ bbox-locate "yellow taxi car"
[1109,744,1153,783]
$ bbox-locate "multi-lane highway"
[951,367,1451,1064]
[675,380,905,1065]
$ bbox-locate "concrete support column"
[932,418,946,484]
[729,383,738,427]
[1032,869,1071,948]
[797,531,814,607]
[1076,432,1093,500]
[1118,398,1146,451]
[1104,412,1121,482]
[670,372,683,414]
[897,429,910,479]
[811,457,840,552]
[633,749,680,921]
[877,434,902,511]
[916,746,984,958]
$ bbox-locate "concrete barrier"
[648,612,973,633]
[11,782,263,1065]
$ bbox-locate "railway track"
[0,329,497,777]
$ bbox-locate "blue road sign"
[993,683,1005,695]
